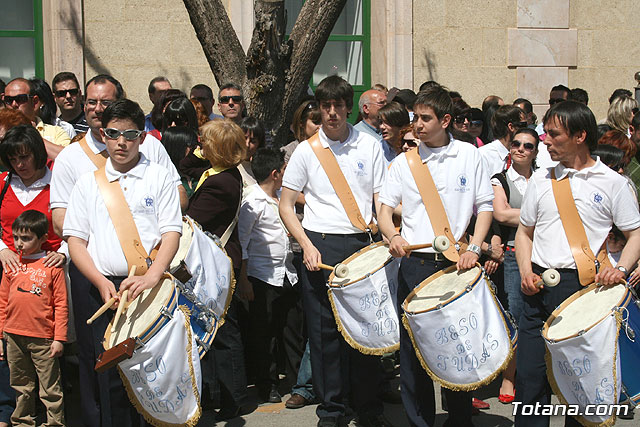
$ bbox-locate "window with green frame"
[285,0,371,124]
[0,0,44,83]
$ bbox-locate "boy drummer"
[377,86,494,427]
[515,100,640,426]
[63,99,182,426]
[279,75,391,427]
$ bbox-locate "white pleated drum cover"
[403,265,513,390]
[119,307,202,427]
[327,242,400,355]
[171,216,234,323]
[544,284,626,426]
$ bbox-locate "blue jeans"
[503,249,525,326]
[291,340,315,400]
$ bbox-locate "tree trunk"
[182,0,347,147]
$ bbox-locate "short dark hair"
[162,97,198,132]
[513,98,533,114]
[393,89,417,110]
[0,125,48,174]
[592,144,625,171]
[52,72,80,90]
[315,75,354,110]
[491,105,524,139]
[378,101,410,128]
[219,83,243,98]
[609,88,633,104]
[551,85,570,95]
[161,126,198,171]
[482,95,502,113]
[543,100,598,152]
[151,89,186,130]
[12,209,48,239]
[568,88,589,105]
[414,85,453,120]
[251,147,285,183]
[101,99,145,130]
[418,81,440,92]
[191,84,213,99]
[85,74,124,100]
[513,127,540,148]
[240,117,266,148]
[148,76,170,94]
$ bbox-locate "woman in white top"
[491,127,539,403]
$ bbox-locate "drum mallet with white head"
[535,269,561,288]
[402,235,451,253]
[87,265,136,326]
[317,262,349,279]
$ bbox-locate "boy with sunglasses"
[63,99,182,427]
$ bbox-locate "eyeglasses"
[54,88,79,97]
[102,128,144,140]
[549,98,566,105]
[219,95,243,104]
[402,138,418,147]
[470,120,483,128]
[511,121,528,129]
[2,94,32,105]
[86,99,114,109]
[511,140,535,151]
[454,115,471,124]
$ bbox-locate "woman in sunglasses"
[491,127,538,404]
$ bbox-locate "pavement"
[195,375,637,427]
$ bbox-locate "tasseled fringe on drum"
[544,311,622,427]
[118,305,203,427]
[401,314,515,392]
[327,289,400,355]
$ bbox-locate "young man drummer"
[279,75,391,427]
[377,86,494,427]
[515,100,640,426]
[63,99,182,426]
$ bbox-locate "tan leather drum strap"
[94,167,150,274]
[406,147,460,262]
[550,170,611,286]
[78,137,108,169]
[308,133,369,233]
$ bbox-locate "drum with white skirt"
[327,242,400,355]
[402,264,517,391]
[170,216,235,357]
[543,283,640,426]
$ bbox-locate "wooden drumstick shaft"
[402,243,432,251]
[86,297,116,325]
[110,266,137,332]
[317,263,336,272]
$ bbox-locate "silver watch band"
[467,244,481,256]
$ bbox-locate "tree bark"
[183,0,347,147]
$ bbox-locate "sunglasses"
[402,138,418,147]
[306,101,318,110]
[470,120,483,128]
[454,115,471,124]
[2,94,32,105]
[103,128,144,140]
[54,88,79,97]
[219,95,243,104]
[549,98,566,105]
[511,140,535,151]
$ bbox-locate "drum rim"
[542,282,630,342]
[402,263,483,314]
[170,216,196,270]
[103,273,179,349]
[327,241,394,287]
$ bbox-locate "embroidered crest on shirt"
[354,159,367,177]
[588,191,607,211]
[139,194,156,213]
[455,174,469,193]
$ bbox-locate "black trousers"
[514,264,582,427]
[397,255,473,427]
[247,276,304,392]
[69,262,145,427]
[302,230,383,419]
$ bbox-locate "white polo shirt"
[282,125,385,234]
[238,184,297,287]
[379,136,494,253]
[520,159,640,269]
[50,131,181,210]
[479,139,510,178]
[63,154,183,276]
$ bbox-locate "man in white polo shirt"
[479,104,527,178]
[279,76,389,427]
[378,86,494,427]
[515,100,640,426]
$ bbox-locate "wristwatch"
[467,244,481,257]
[616,265,629,278]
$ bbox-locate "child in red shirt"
[0,210,67,426]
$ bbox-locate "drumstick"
[317,262,349,278]
[402,235,451,253]
[535,268,561,288]
[111,290,129,333]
